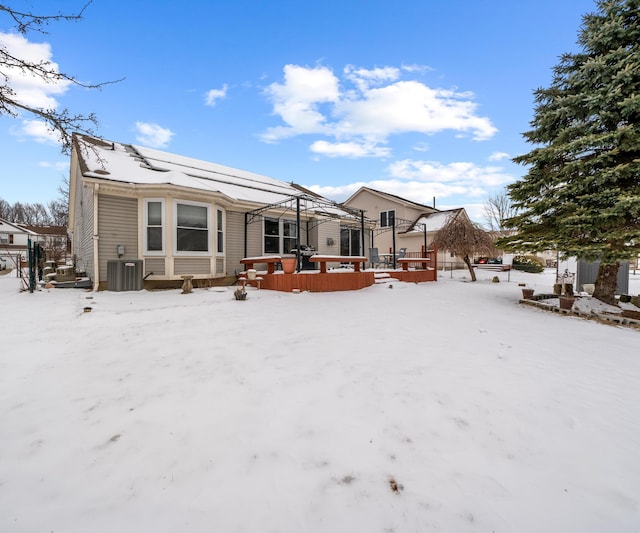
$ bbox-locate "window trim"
[216,207,225,255]
[143,199,165,255]
[173,199,212,256]
[263,216,297,255]
[380,209,396,228]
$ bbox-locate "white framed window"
[144,199,165,255]
[340,227,361,256]
[216,208,225,255]
[380,210,395,228]
[174,200,211,255]
[264,217,297,254]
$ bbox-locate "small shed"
[577,260,629,295]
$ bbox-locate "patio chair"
[398,248,407,259]
[369,247,386,268]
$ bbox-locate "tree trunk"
[464,255,477,281]
[594,262,619,305]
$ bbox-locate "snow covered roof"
[74,135,350,215]
[405,209,464,233]
[0,218,39,235]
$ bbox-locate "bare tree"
[48,176,69,226]
[0,2,121,153]
[0,197,64,225]
[483,190,518,233]
[433,214,497,281]
[47,199,68,226]
[0,197,9,219]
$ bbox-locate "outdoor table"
[309,255,368,274]
[240,255,282,274]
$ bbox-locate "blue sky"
[1,0,596,222]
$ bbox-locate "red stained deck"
[249,267,436,293]
[240,247,438,293]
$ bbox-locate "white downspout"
[92,183,100,291]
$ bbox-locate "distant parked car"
[475,257,502,264]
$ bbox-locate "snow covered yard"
[1,269,638,532]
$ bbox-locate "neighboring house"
[343,187,468,267]
[403,209,469,268]
[69,134,371,290]
[0,217,40,267]
[20,225,69,263]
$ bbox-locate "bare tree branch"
[0,2,123,153]
[0,2,92,34]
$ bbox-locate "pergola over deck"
[244,193,372,272]
[371,214,429,270]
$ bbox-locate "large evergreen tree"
[499,0,640,304]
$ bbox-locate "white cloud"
[387,159,513,188]
[261,64,340,142]
[461,202,489,224]
[38,161,68,171]
[401,63,433,74]
[412,142,430,153]
[135,122,174,148]
[308,179,478,205]
[261,63,497,157]
[488,151,510,161]
[12,119,62,145]
[0,32,70,110]
[305,158,516,211]
[343,65,400,92]
[310,140,391,158]
[334,81,497,141]
[205,84,228,107]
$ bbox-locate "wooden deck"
[386,269,437,283]
[260,271,375,292]
[241,267,436,292]
[239,247,438,292]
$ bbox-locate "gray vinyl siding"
[226,210,262,274]
[316,219,340,255]
[215,257,224,274]
[145,257,166,276]
[97,195,138,282]
[73,176,95,278]
[308,222,319,251]
[174,257,211,275]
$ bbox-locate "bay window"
[175,201,210,254]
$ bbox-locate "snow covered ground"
[1,268,639,532]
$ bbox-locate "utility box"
[107,260,143,291]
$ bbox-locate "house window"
[216,208,224,254]
[264,217,297,254]
[175,201,210,253]
[340,227,361,256]
[380,210,395,228]
[144,199,164,254]
[283,220,297,254]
